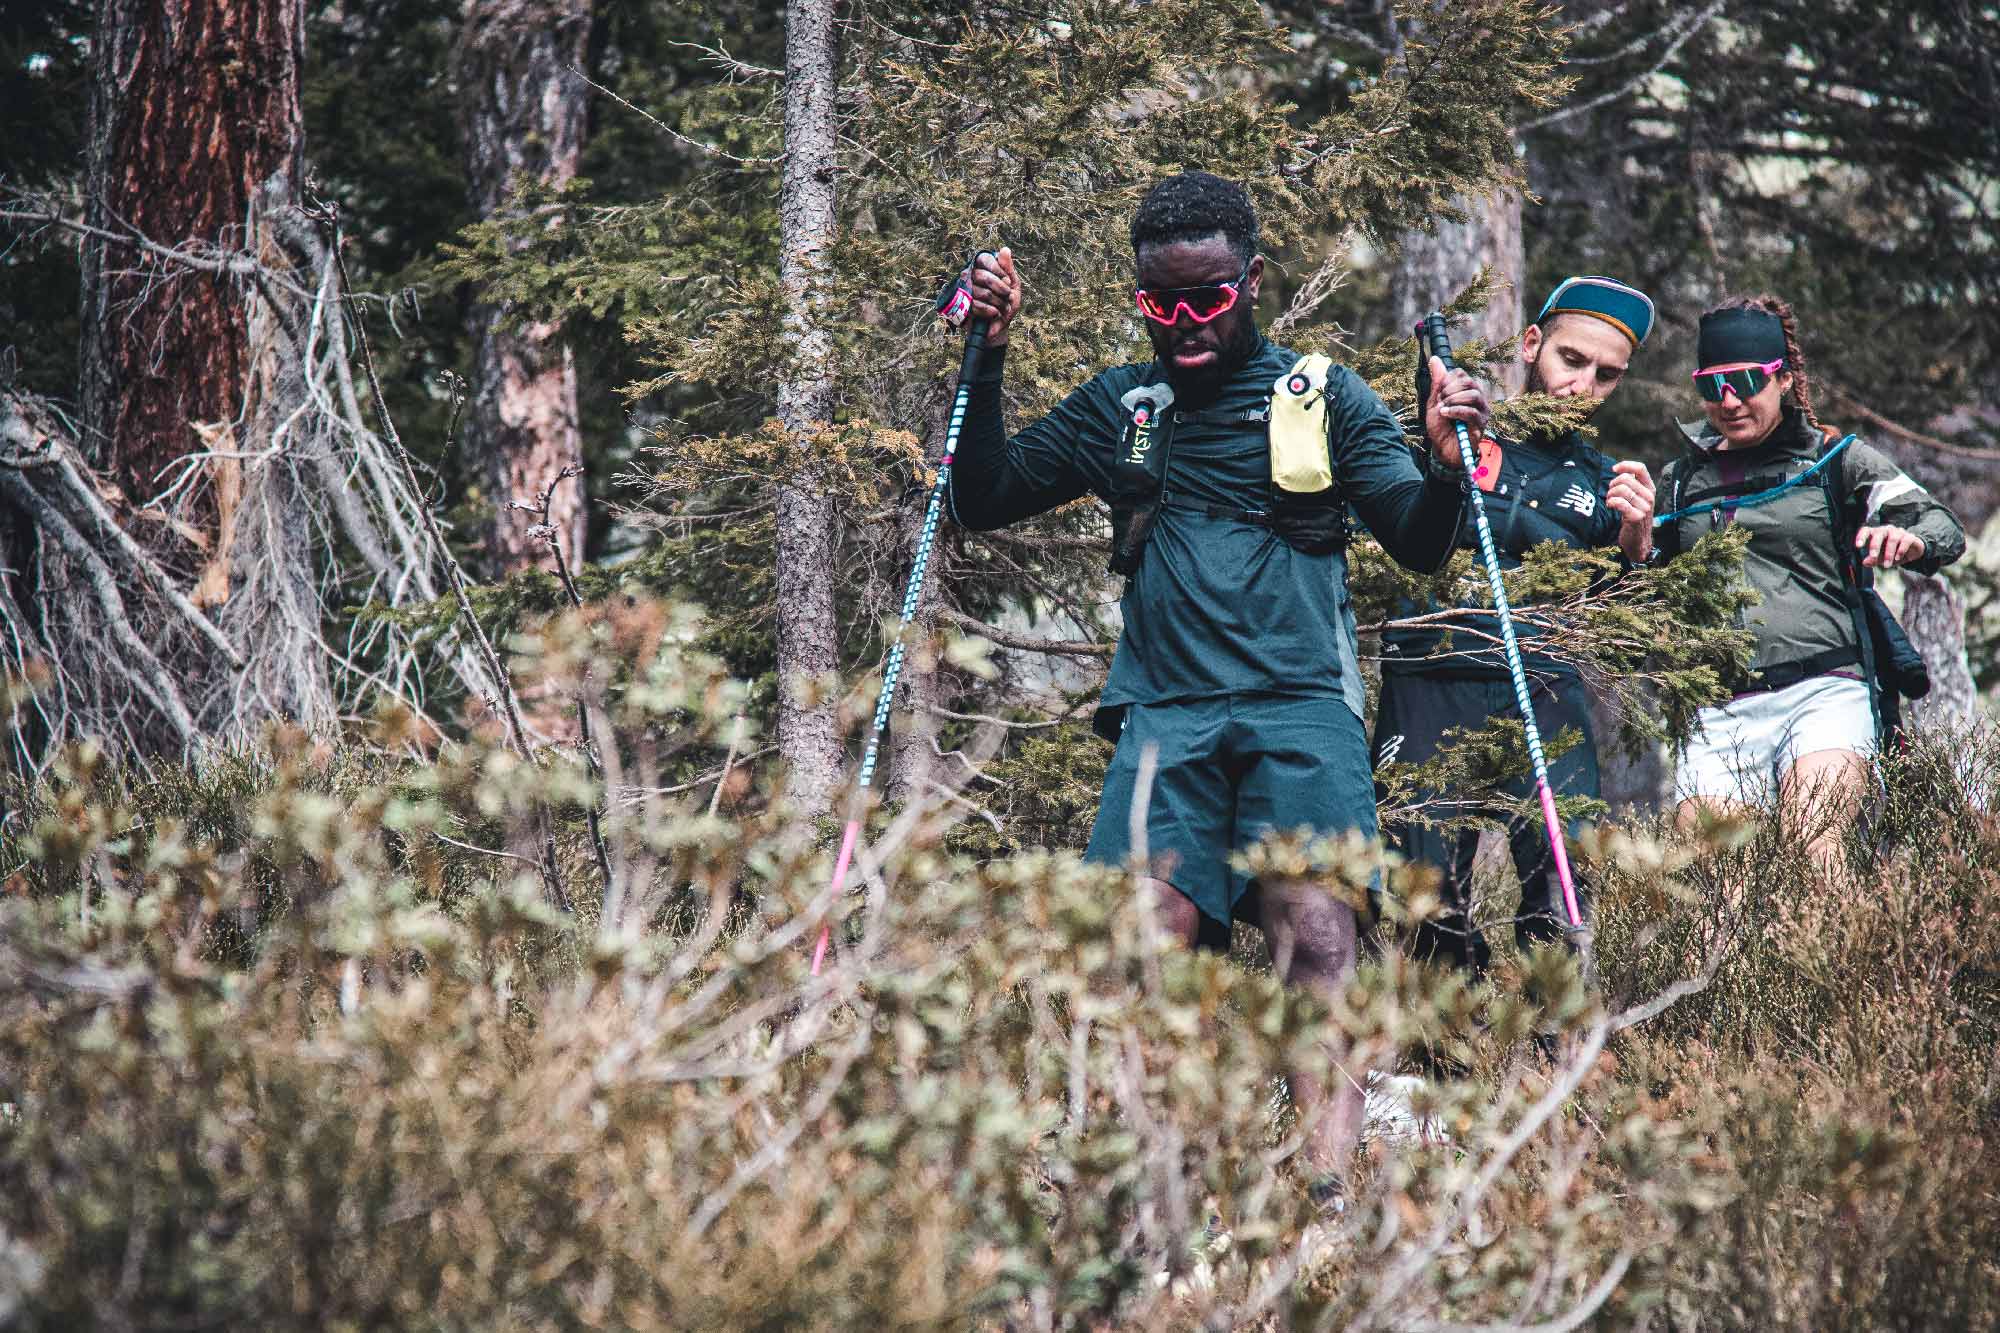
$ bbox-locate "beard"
[1157,315,1263,400]
[1524,350,1603,418]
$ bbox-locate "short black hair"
[1130,171,1259,265]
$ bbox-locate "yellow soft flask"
[1269,354,1336,495]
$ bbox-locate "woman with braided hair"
[1652,296,1966,864]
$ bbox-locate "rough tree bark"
[457,0,591,575]
[80,0,297,507]
[1388,188,1527,395]
[77,0,331,745]
[772,0,844,813]
[1904,572,1980,732]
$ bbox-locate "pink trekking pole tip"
[1536,780,1584,930]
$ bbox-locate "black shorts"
[1371,669,1599,971]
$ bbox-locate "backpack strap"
[1816,431,1889,732]
[1179,405,1269,425]
[1653,436,1853,529]
[1652,453,1692,558]
[1107,381,1177,577]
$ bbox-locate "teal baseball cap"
[1533,276,1656,348]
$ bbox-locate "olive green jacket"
[1655,408,1966,676]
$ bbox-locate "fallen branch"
[0,462,197,746]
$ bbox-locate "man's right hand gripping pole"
[961,247,1021,347]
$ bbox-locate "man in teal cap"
[1374,277,1659,975]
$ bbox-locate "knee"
[1264,881,1360,980]
[1142,877,1203,947]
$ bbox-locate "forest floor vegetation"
[0,603,1996,1329]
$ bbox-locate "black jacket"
[1381,427,1621,678]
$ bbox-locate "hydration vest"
[1658,426,1931,738]
[1106,353,1349,576]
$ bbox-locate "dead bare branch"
[939,608,1114,658]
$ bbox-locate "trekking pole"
[1418,313,1585,932]
[811,257,993,975]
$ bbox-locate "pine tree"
[456,0,593,575]
[770,0,845,813]
[75,0,333,745]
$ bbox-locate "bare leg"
[1780,747,1872,877]
[1676,793,1763,915]
[1253,877,1366,1184]
[1675,793,1761,832]
[1137,875,1202,948]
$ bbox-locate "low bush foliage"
[1,603,1996,1329]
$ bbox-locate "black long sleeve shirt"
[946,337,1465,728]
[1380,427,1623,679]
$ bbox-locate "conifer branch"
[566,65,783,167]
[1518,0,1726,134]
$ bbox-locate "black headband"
[1696,307,1787,370]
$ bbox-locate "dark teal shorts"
[1084,694,1378,929]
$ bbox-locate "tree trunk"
[1903,571,1980,732]
[773,0,843,813]
[1388,187,1526,394]
[1852,441,1991,734]
[1583,686,1671,815]
[78,0,331,746]
[457,0,591,575]
[80,0,302,508]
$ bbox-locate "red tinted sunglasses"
[1135,259,1252,325]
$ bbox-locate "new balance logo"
[1376,734,1405,768]
[1556,484,1596,517]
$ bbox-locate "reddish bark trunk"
[457,0,591,574]
[73,0,333,748]
[80,0,305,516]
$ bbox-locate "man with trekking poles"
[945,171,1495,1202]
[1375,277,1659,980]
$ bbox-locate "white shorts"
[1674,672,1877,807]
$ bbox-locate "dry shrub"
[0,606,1995,1329]
[1592,724,2000,1330]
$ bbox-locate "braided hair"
[1703,294,1822,433]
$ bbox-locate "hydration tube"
[1651,433,1855,528]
